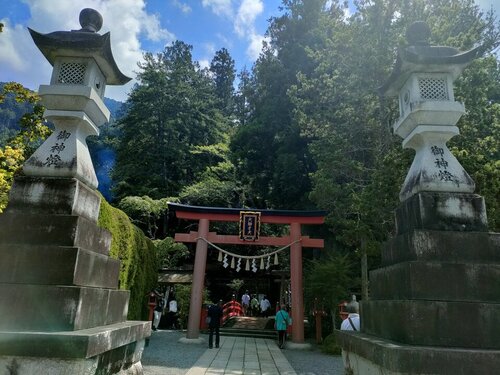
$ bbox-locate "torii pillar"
[186,219,209,339]
[169,203,326,346]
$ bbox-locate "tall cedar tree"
[210,48,236,118]
[112,41,228,201]
[230,0,328,209]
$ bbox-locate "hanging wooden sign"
[239,211,261,241]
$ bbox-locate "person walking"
[260,296,271,317]
[208,300,224,349]
[152,291,165,331]
[275,304,291,349]
[241,290,250,316]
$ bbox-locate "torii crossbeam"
[169,203,326,345]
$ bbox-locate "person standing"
[152,291,165,331]
[260,296,271,317]
[275,304,291,349]
[241,290,250,316]
[340,297,360,331]
[168,296,178,329]
[250,294,259,317]
[208,300,224,348]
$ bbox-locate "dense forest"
[1,0,499,317]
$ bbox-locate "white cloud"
[0,20,31,73]
[235,0,263,37]
[199,59,210,70]
[202,0,233,18]
[172,0,192,14]
[246,32,268,60]
[0,0,175,102]
[204,42,217,56]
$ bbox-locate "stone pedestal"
[0,176,150,374]
[337,192,500,374]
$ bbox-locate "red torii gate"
[169,203,326,344]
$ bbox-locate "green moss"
[98,197,158,320]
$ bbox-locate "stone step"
[382,230,500,266]
[6,176,101,223]
[394,192,488,235]
[0,244,119,288]
[336,331,500,374]
[370,261,500,302]
[362,300,500,349]
[220,328,277,340]
[0,213,111,255]
[0,284,129,332]
[0,320,150,359]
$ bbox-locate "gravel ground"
[142,330,208,375]
[142,330,344,375]
[281,341,344,375]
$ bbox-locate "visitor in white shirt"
[340,299,360,331]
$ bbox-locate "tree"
[0,83,51,212]
[210,48,236,117]
[230,1,329,209]
[112,41,229,201]
[304,253,355,333]
[117,196,170,239]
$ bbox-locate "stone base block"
[0,244,119,288]
[336,331,500,375]
[0,213,111,254]
[0,321,150,374]
[0,284,129,331]
[370,261,500,302]
[382,230,500,266]
[395,192,488,234]
[6,176,101,223]
[362,300,500,349]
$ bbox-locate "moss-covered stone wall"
[98,197,158,320]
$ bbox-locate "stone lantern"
[24,8,130,188]
[379,21,482,202]
[336,22,500,375]
[0,9,150,374]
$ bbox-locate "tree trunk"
[361,238,369,301]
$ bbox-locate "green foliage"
[229,1,328,209]
[227,279,245,293]
[0,83,51,212]
[117,195,170,239]
[0,145,24,212]
[304,252,355,332]
[98,197,158,320]
[210,48,236,117]
[174,284,210,329]
[153,236,190,269]
[112,41,230,201]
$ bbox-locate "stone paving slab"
[185,337,297,375]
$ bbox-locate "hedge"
[98,196,158,320]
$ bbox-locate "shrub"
[320,333,342,355]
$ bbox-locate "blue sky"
[1,0,498,102]
[0,0,283,102]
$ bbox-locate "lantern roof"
[380,21,483,97]
[28,8,131,85]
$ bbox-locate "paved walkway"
[185,336,296,375]
[142,330,344,375]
